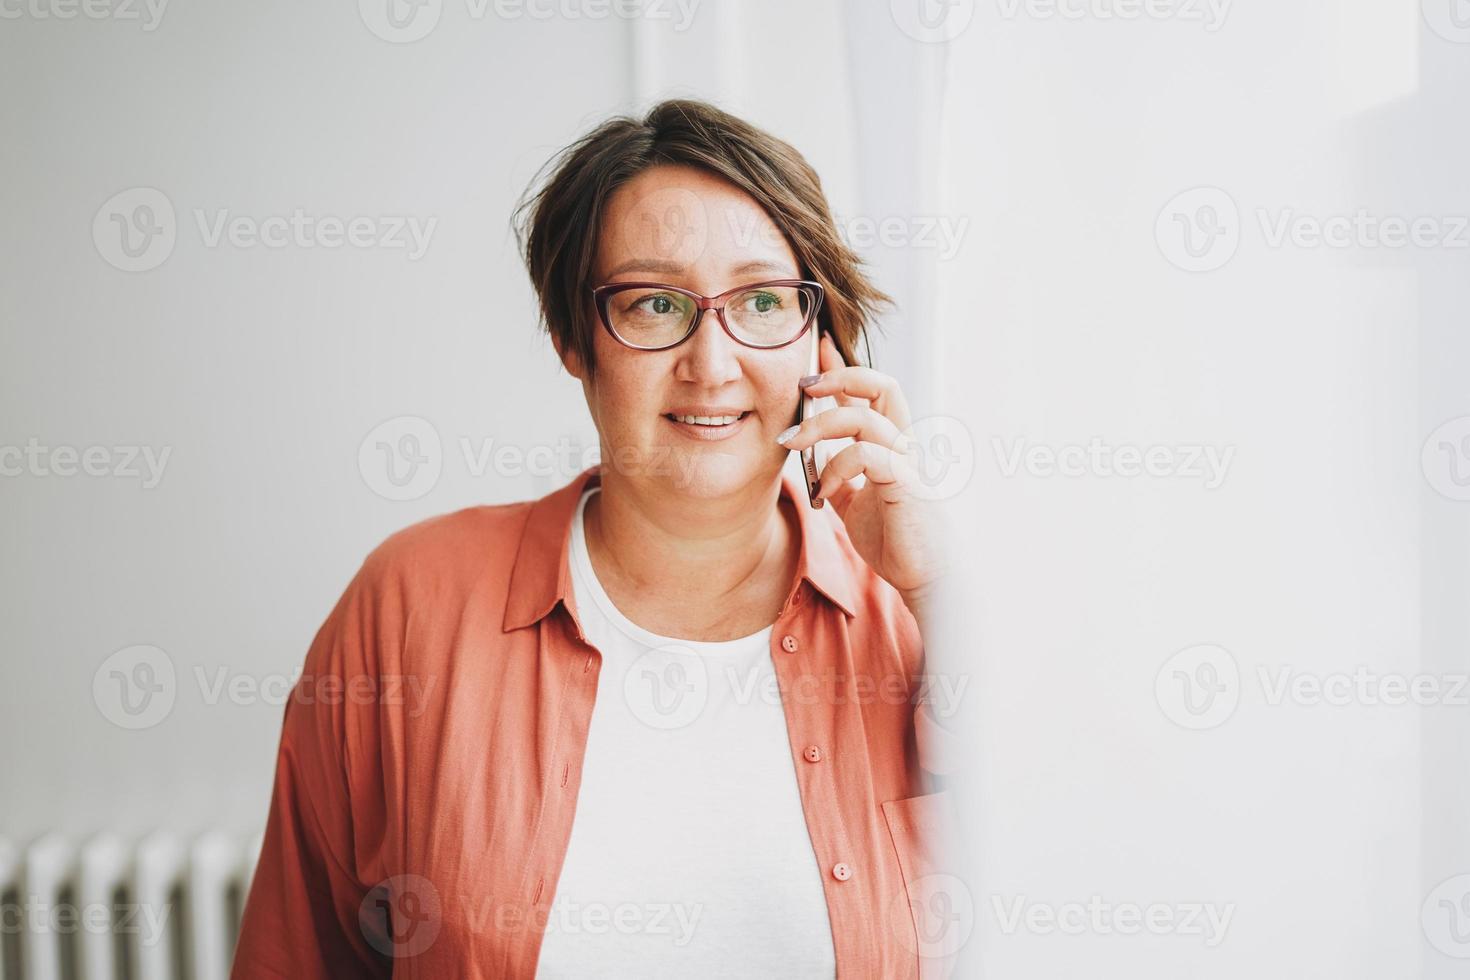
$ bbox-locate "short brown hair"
[514,99,891,378]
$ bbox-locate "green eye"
[742,291,780,314]
[625,292,687,318]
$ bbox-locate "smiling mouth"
[662,411,752,427]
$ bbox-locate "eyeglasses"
[591,279,825,352]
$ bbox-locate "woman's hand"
[777,332,950,617]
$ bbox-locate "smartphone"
[797,325,832,509]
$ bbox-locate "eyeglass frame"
[590,278,826,352]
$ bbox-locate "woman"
[232,99,961,979]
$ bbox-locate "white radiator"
[0,831,262,980]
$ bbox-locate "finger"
[818,330,847,369]
[797,363,912,431]
[817,441,909,502]
[816,332,863,409]
[777,405,905,453]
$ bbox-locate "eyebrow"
[601,257,799,280]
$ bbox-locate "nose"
[672,311,744,387]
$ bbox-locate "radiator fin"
[0,833,260,980]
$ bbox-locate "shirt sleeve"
[231,564,390,979]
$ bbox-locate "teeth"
[672,414,742,426]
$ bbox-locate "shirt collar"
[501,464,857,633]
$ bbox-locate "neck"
[584,468,798,612]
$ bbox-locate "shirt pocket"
[880,790,969,980]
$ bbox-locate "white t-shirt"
[535,487,837,980]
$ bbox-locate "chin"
[634,447,767,500]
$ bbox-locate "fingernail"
[798,374,822,388]
[776,425,799,445]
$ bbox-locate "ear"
[552,331,587,381]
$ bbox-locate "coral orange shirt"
[231,465,960,979]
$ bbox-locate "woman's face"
[563,163,810,500]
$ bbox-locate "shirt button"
[831,862,852,881]
[803,745,822,763]
[781,634,799,654]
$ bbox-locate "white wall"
[935,1,1467,977]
